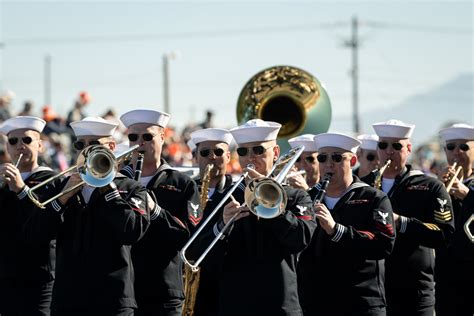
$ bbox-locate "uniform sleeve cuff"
[331,223,347,242]
[104,189,120,202]
[213,222,226,240]
[399,216,408,233]
[150,204,161,221]
[51,200,63,213]
[17,185,30,200]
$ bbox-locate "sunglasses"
[73,140,101,151]
[366,153,376,161]
[127,133,157,142]
[377,141,404,151]
[317,153,348,163]
[236,145,273,157]
[8,136,34,145]
[446,143,470,152]
[199,148,225,157]
[296,156,316,163]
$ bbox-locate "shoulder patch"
[188,201,202,226]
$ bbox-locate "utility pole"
[345,16,360,134]
[44,54,52,105]
[162,54,170,115]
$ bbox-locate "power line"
[363,21,473,35]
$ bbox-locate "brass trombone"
[27,144,139,209]
[180,145,305,272]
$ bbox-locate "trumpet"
[180,145,305,272]
[444,162,463,192]
[27,144,139,209]
[0,153,23,187]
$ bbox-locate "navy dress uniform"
[298,133,395,316]
[188,128,235,316]
[0,116,57,316]
[22,117,151,316]
[120,109,200,316]
[190,119,317,316]
[362,119,455,316]
[435,124,474,316]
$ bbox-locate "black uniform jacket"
[0,167,57,283]
[193,174,234,316]
[121,160,200,303]
[435,174,474,284]
[190,180,316,316]
[22,173,150,311]
[298,177,395,315]
[362,165,455,297]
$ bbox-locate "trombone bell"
[245,178,287,219]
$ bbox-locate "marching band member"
[190,119,316,316]
[354,134,380,178]
[435,123,474,316]
[298,132,395,316]
[362,119,455,316]
[23,117,150,315]
[287,134,320,198]
[188,128,234,316]
[119,109,200,316]
[0,116,57,315]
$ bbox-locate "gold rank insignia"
[423,223,441,231]
[434,198,452,223]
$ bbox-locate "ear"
[37,139,45,154]
[350,155,357,167]
[407,143,412,153]
[273,145,280,162]
[108,141,116,151]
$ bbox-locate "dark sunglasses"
[296,156,316,163]
[366,153,376,161]
[8,136,34,145]
[73,140,101,151]
[446,143,470,152]
[236,145,272,157]
[199,148,225,157]
[378,141,404,151]
[127,133,157,142]
[317,153,347,163]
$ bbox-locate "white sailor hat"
[190,128,234,146]
[0,116,46,135]
[120,109,170,128]
[230,119,281,145]
[314,132,361,153]
[372,119,415,139]
[70,117,118,137]
[357,134,379,151]
[186,139,196,152]
[439,123,474,142]
[288,134,317,152]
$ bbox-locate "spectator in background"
[198,110,214,129]
[66,91,90,126]
[0,90,15,123]
[18,101,34,116]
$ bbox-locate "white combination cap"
[190,128,234,146]
[288,134,317,152]
[120,109,170,128]
[0,116,46,135]
[314,132,361,153]
[372,119,415,139]
[439,123,474,142]
[70,117,118,137]
[230,119,281,145]
[357,134,379,151]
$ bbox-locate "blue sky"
[1,0,472,135]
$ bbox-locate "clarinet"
[313,173,332,205]
[134,152,145,181]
